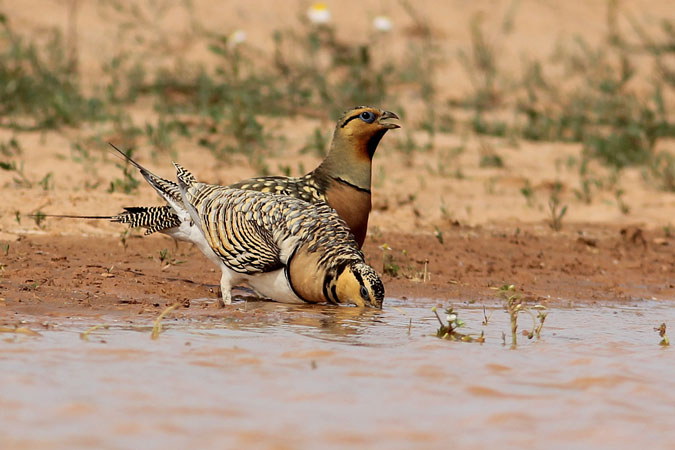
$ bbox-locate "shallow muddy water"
[2,298,674,449]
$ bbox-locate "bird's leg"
[218,271,233,308]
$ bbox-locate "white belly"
[241,269,306,304]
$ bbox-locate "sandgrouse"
[118,152,386,307]
[111,106,399,248]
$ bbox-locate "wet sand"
[1,224,673,324]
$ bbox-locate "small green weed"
[434,226,444,244]
[498,284,547,348]
[479,153,504,168]
[0,14,106,130]
[108,148,140,194]
[645,152,675,192]
[151,302,182,340]
[158,247,185,269]
[482,305,494,326]
[378,243,430,281]
[38,172,53,191]
[0,160,32,188]
[520,180,534,207]
[457,15,500,110]
[664,224,673,238]
[159,248,169,265]
[119,229,130,251]
[655,323,669,346]
[277,164,292,177]
[300,126,329,157]
[572,157,600,204]
[547,181,567,231]
[432,305,485,343]
[614,188,630,215]
[31,210,46,228]
[379,243,400,277]
[0,137,21,156]
[80,324,110,342]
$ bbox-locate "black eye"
[359,111,375,123]
[360,285,369,299]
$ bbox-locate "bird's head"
[330,261,384,308]
[334,106,400,159]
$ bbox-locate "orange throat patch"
[324,179,371,248]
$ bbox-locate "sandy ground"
[1,0,674,317]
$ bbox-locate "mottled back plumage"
[230,174,329,204]
[174,163,363,276]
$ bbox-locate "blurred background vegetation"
[0,0,674,221]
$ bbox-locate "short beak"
[378,111,400,129]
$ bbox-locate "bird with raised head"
[109,106,399,248]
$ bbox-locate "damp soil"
[1,224,673,322]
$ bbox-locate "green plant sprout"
[157,248,186,269]
[119,229,130,251]
[664,224,673,238]
[151,303,182,340]
[614,188,630,214]
[432,305,485,343]
[378,243,400,277]
[499,284,547,348]
[159,248,169,264]
[548,181,567,231]
[31,210,46,228]
[80,324,110,342]
[520,180,534,207]
[108,149,140,194]
[482,305,493,325]
[0,161,33,188]
[434,226,444,244]
[655,323,669,346]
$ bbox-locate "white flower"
[308,3,331,25]
[228,29,247,48]
[373,15,393,32]
[446,314,457,323]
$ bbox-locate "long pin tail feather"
[108,142,144,172]
[28,213,117,220]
